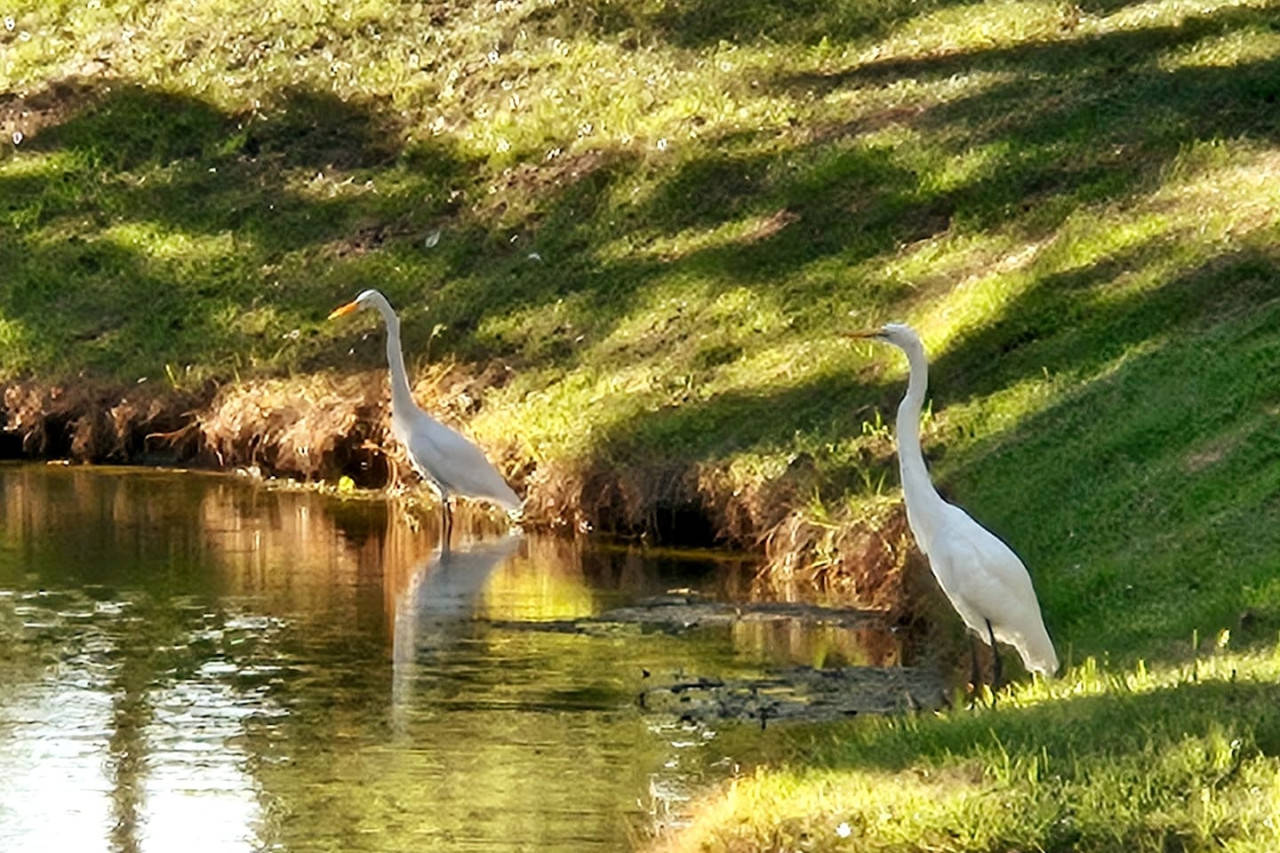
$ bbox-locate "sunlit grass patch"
[666,650,1280,852]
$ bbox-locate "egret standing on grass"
[851,323,1058,694]
[328,289,521,542]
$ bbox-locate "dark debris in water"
[639,665,946,726]
[489,592,888,637]
[483,591,943,724]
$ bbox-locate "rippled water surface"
[0,464,901,851]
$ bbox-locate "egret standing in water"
[328,289,521,542]
[851,323,1058,695]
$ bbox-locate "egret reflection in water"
[391,534,523,719]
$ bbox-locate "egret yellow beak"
[327,300,360,320]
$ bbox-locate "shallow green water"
[0,464,899,851]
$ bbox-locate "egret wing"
[401,410,521,511]
[934,506,1058,675]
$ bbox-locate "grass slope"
[3,0,1280,846]
[666,652,1280,851]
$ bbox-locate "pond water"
[0,463,913,852]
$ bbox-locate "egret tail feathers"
[1001,623,1059,677]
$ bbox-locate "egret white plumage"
[328,289,520,542]
[852,323,1058,693]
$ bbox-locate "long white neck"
[369,295,416,416]
[894,338,949,535]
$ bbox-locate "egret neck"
[894,335,949,554]
[369,295,417,419]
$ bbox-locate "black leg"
[441,497,453,551]
[968,635,981,709]
[986,619,1002,698]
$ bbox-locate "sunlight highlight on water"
[0,463,904,851]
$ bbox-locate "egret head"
[327,289,390,320]
[846,322,922,351]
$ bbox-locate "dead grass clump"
[519,460,696,537]
[197,371,390,482]
[759,502,919,618]
[519,465,603,533]
[1,379,200,461]
[695,459,819,546]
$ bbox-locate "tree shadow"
[765,5,1280,229]
[932,243,1280,409]
[0,81,479,379]
[466,4,1280,377]
[587,367,881,468]
[775,3,1280,90]
[5,0,1276,384]
[17,83,423,251]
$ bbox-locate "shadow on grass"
[4,0,1277,380]
[491,2,1280,370]
[16,83,421,251]
[0,82,474,377]
[933,243,1280,408]
[766,4,1280,226]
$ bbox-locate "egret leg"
[985,619,1002,697]
[966,635,982,709]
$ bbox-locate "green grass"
[669,650,1280,851]
[4,0,1280,847]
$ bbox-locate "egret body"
[856,323,1058,690]
[328,289,520,541]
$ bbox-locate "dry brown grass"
[0,368,929,621]
[1,379,201,461]
[197,372,388,480]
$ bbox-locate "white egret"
[328,289,521,542]
[852,323,1058,694]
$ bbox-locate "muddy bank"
[0,374,921,616]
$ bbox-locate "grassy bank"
[3,1,1280,846]
[663,650,1280,851]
